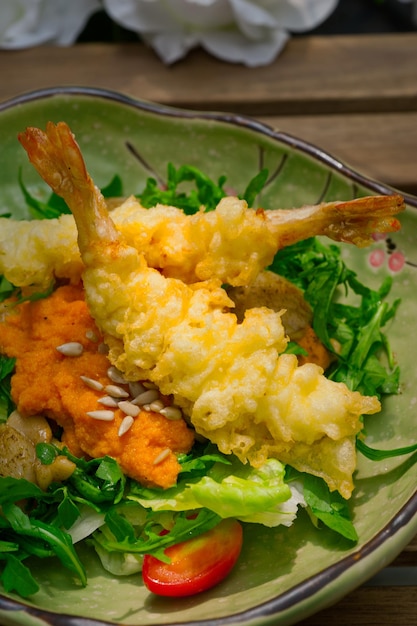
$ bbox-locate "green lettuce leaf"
[286,468,358,542]
[128,452,297,527]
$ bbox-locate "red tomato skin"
[142,518,243,597]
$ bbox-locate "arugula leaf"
[18,168,71,219]
[68,459,125,506]
[56,489,82,530]
[271,238,400,399]
[18,171,123,219]
[0,450,130,597]
[100,174,123,199]
[139,163,227,214]
[0,355,16,422]
[0,276,54,311]
[35,445,126,507]
[0,540,20,553]
[177,442,231,478]
[14,283,55,306]
[356,438,417,461]
[0,477,45,506]
[104,508,137,543]
[92,508,221,563]
[0,276,17,302]
[139,163,268,213]
[284,341,308,356]
[0,357,15,389]
[241,168,268,207]
[287,470,358,542]
[0,554,40,598]
[1,502,86,586]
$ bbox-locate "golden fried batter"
[0,178,403,290]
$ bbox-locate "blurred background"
[311,0,417,34]
[77,0,417,43]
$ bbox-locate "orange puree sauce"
[0,284,194,488]
[297,326,333,371]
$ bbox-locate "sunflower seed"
[85,330,99,342]
[149,400,165,413]
[56,342,84,357]
[128,381,146,397]
[118,400,140,417]
[107,366,127,384]
[104,384,129,398]
[98,396,119,408]
[159,406,183,421]
[87,410,115,421]
[153,448,171,465]
[80,376,104,391]
[131,389,160,406]
[118,415,134,436]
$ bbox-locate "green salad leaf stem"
[356,438,417,461]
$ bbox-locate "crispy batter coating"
[16,122,389,499]
[0,183,403,290]
[0,214,81,289]
[0,197,277,288]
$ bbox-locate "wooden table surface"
[1,32,417,625]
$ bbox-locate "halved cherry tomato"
[142,518,243,597]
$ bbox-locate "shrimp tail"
[18,122,120,260]
[266,194,404,249]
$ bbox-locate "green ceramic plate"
[1,87,417,626]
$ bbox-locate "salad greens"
[18,169,123,220]
[0,164,403,598]
[271,238,400,398]
[138,163,269,214]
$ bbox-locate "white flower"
[0,0,339,65]
[0,0,101,49]
[104,0,338,66]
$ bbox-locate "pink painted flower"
[372,232,387,242]
[369,248,385,269]
[388,251,405,273]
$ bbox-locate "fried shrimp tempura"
[0,163,403,290]
[18,122,385,499]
